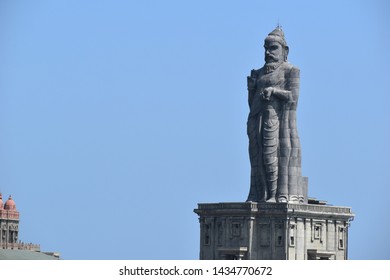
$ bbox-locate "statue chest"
[256,69,286,91]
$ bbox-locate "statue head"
[264,27,289,64]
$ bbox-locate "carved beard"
[264,61,283,74]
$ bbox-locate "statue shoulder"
[249,68,263,78]
[284,63,300,78]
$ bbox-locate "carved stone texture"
[247,27,307,203]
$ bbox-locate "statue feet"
[288,195,299,204]
[277,196,288,203]
[266,197,276,203]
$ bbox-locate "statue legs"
[247,114,267,202]
[263,109,279,202]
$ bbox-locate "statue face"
[264,40,284,64]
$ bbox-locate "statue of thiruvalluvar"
[246,27,306,203]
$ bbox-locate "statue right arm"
[247,69,258,107]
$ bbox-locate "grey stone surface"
[194,202,354,260]
[246,27,305,203]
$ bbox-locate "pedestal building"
[194,201,353,260]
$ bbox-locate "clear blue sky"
[0,0,389,260]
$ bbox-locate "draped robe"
[246,62,305,203]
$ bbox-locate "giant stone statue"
[246,27,306,203]
[195,27,354,260]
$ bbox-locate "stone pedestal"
[194,202,354,260]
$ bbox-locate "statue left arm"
[271,88,293,101]
[286,67,300,110]
[262,87,292,101]
[263,67,300,108]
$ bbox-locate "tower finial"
[276,18,282,30]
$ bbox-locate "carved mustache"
[266,54,277,60]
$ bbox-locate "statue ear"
[284,46,289,61]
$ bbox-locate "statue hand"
[262,87,274,100]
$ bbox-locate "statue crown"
[266,26,287,47]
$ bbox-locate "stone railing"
[196,202,353,215]
[287,203,353,214]
[197,202,258,210]
[0,241,40,251]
